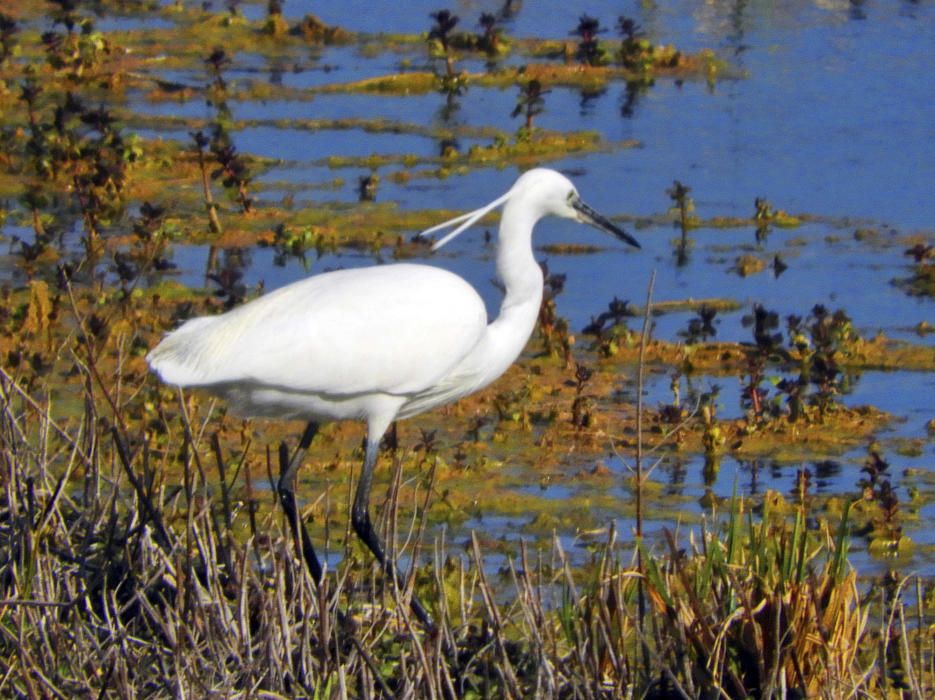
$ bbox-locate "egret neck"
[482,191,545,384]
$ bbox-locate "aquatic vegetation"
[617,16,648,70]
[732,252,767,276]
[512,78,549,132]
[476,12,506,57]
[667,179,696,265]
[427,9,467,107]
[189,129,224,234]
[895,242,935,297]
[855,446,912,557]
[0,3,931,697]
[571,14,607,67]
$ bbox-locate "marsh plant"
[204,48,253,214]
[512,78,549,132]
[667,179,695,265]
[678,304,718,344]
[476,12,504,56]
[582,296,636,357]
[42,0,110,84]
[0,240,928,699]
[190,129,224,234]
[570,362,594,429]
[857,446,908,556]
[738,303,859,426]
[0,12,18,73]
[571,14,606,66]
[4,367,909,699]
[428,9,467,104]
[785,305,855,420]
[536,262,572,364]
[740,303,783,423]
[0,6,931,699]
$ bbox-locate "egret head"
[418,167,640,250]
[509,169,641,248]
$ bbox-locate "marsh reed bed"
[1,357,932,698]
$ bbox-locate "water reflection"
[619,79,651,119]
[578,87,606,117]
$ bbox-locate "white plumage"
[147,168,639,627]
[148,264,488,417]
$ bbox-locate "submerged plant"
[41,96,138,257]
[754,196,772,241]
[128,201,175,274]
[263,0,287,36]
[427,10,466,115]
[265,223,317,268]
[699,385,723,480]
[897,243,935,297]
[42,0,110,84]
[208,247,250,309]
[211,129,253,214]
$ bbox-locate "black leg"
[278,421,324,583]
[351,437,435,630]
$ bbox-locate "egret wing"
[148,264,489,397]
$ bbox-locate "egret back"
[147,264,489,399]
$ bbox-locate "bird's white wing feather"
[147,264,489,397]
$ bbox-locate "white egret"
[147,168,639,627]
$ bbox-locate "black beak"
[572,197,640,249]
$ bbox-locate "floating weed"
[732,252,767,276]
